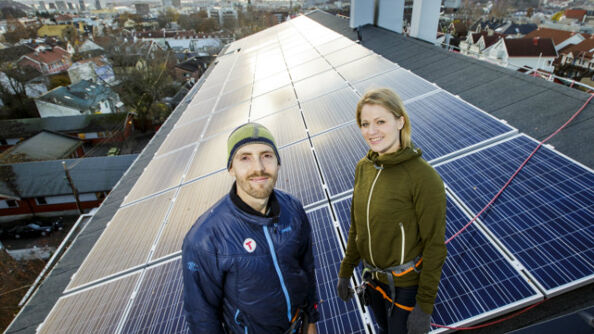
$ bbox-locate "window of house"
[1,200,19,208]
[36,197,48,205]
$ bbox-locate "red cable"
[433,93,594,330]
[445,93,594,245]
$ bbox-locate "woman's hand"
[336,277,353,301]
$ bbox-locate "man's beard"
[237,171,277,199]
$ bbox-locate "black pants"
[367,280,418,334]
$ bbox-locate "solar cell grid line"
[276,140,326,207]
[122,145,195,205]
[184,129,232,182]
[353,68,439,102]
[403,91,515,163]
[117,258,188,334]
[155,115,208,157]
[310,122,369,197]
[37,271,141,334]
[288,57,333,83]
[434,134,594,295]
[335,54,400,84]
[323,44,373,68]
[252,106,307,148]
[300,87,360,136]
[306,205,371,334]
[203,100,250,138]
[65,190,175,291]
[150,170,234,260]
[331,195,353,239]
[293,69,349,103]
[250,84,299,120]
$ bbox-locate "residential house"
[0,130,84,164]
[557,36,594,79]
[68,56,115,84]
[562,9,587,24]
[0,113,134,152]
[524,27,587,51]
[16,46,72,75]
[35,79,122,117]
[484,37,558,73]
[173,56,212,81]
[0,154,137,218]
[77,39,104,53]
[460,30,503,56]
[0,45,35,64]
[495,22,538,37]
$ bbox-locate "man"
[182,123,319,334]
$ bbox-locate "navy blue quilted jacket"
[182,190,319,334]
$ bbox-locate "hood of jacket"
[365,146,423,167]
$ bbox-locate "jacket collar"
[365,146,422,167]
[227,183,280,226]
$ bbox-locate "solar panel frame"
[293,70,348,102]
[300,87,360,136]
[252,106,307,148]
[353,68,439,102]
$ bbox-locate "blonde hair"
[356,88,412,150]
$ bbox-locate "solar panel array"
[37,15,593,334]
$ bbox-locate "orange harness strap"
[391,258,423,277]
[365,282,414,312]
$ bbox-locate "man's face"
[229,143,279,201]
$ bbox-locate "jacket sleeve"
[339,164,361,279]
[182,232,225,334]
[413,165,447,314]
[299,206,320,323]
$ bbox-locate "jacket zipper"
[366,167,382,267]
[399,222,405,265]
[234,309,248,334]
[263,225,292,322]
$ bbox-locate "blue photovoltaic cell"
[276,141,325,206]
[354,69,437,102]
[436,135,594,293]
[405,91,514,162]
[120,259,188,334]
[331,194,540,329]
[433,196,540,329]
[331,196,352,239]
[307,206,367,334]
[311,123,368,196]
[252,106,307,148]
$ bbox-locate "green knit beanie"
[227,122,280,169]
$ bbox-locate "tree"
[0,64,39,119]
[62,25,78,44]
[3,19,34,44]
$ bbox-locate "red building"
[16,46,72,75]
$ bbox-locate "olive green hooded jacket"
[338,146,447,314]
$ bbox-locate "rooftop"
[0,130,82,163]
[37,79,116,112]
[504,37,558,57]
[524,27,587,45]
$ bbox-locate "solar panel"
[324,44,373,68]
[306,205,370,334]
[301,87,360,136]
[119,258,188,334]
[66,190,175,291]
[123,145,194,205]
[284,47,320,68]
[315,37,355,55]
[252,106,307,148]
[405,90,516,163]
[250,84,298,120]
[294,70,348,102]
[216,84,253,111]
[288,57,333,83]
[253,70,291,96]
[175,95,217,126]
[203,101,250,138]
[276,141,326,207]
[184,130,231,182]
[151,170,234,260]
[354,68,438,101]
[335,54,399,84]
[310,122,368,197]
[38,272,140,334]
[435,134,594,295]
[155,118,207,157]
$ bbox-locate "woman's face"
[359,103,404,156]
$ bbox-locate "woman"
[336,88,447,334]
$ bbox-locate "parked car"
[0,217,63,239]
